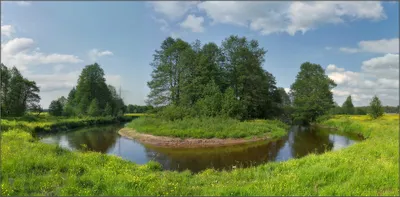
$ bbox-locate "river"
[39,124,362,173]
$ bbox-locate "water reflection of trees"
[142,138,287,173]
[66,125,121,153]
[289,126,334,158]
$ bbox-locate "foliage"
[127,117,289,139]
[146,36,283,120]
[1,64,41,117]
[104,103,113,116]
[290,62,336,124]
[48,100,63,116]
[2,115,399,196]
[369,95,384,119]
[87,99,101,117]
[126,104,154,113]
[61,63,126,117]
[341,95,355,115]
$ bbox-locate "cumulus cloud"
[198,1,385,35]
[88,49,114,61]
[149,2,386,36]
[149,1,199,21]
[180,14,204,32]
[1,37,82,71]
[327,54,399,106]
[1,24,15,37]
[340,38,399,54]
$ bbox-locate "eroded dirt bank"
[118,128,271,148]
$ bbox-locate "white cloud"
[149,1,199,21]
[88,49,114,61]
[1,24,15,37]
[1,37,82,71]
[325,47,332,50]
[327,54,399,106]
[196,1,385,36]
[340,38,399,54]
[326,64,345,72]
[180,14,204,33]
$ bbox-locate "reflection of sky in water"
[107,137,150,164]
[329,134,356,151]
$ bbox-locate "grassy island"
[126,117,289,139]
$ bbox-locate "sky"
[1,1,399,107]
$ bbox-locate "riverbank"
[118,128,274,148]
[1,115,134,134]
[126,117,289,139]
[1,115,398,196]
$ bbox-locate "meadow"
[1,115,399,196]
[126,117,289,139]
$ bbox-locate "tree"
[277,88,291,106]
[369,95,384,119]
[48,100,63,116]
[342,95,355,115]
[104,103,113,116]
[64,87,77,116]
[73,63,112,115]
[290,62,337,124]
[195,80,223,117]
[88,99,101,117]
[1,65,41,117]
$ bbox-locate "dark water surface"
[39,124,362,172]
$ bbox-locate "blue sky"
[1,1,398,107]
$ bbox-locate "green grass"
[1,115,399,196]
[1,116,134,134]
[126,117,289,139]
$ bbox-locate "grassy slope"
[127,117,289,139]
[1,115,399,196]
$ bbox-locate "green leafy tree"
[221,87,242,119]
[88,99,101,117]
[64,87,77,116]
[1,65,40,117]
[104,102,113,116]
[342,95,355,115]
[195,80,223,117]
[48,100,63,116]
[290,62,337,124]
[74,63,112,115]
[369,95,384,119]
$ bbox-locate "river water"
[39,124,362,172]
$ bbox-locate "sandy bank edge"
[118,128,271,148]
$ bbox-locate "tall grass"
[126,117,289,139]
[1,115,399,196]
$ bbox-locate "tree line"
[330,95,398,116]
[1,64,41,117]
[2,35,394,122]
